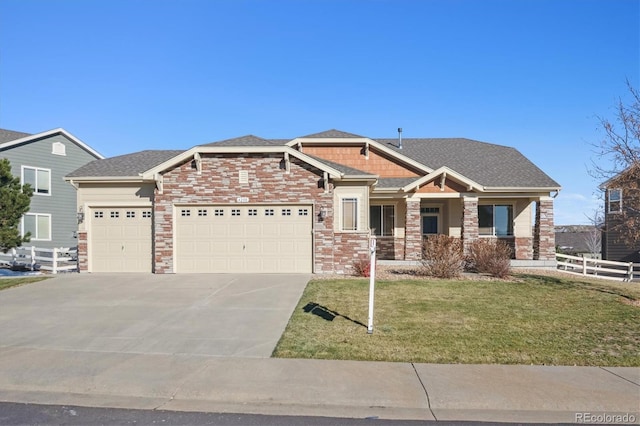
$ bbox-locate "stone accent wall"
[461,197,479,254]
[333,233,371,274]
[515,237,533,260]
[376,236,405,260]
[404,199,422,260]
[77,231,88,272]
[534,199,556,260]
[153,154,369,273]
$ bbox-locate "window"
[265,209,274,216]
[214,209,224,216]
[282,209,291,216]
[126,211,136,218]
[370,205,394,236]
[198,209,208,216]
[608,189,622,213]
[248,209,257,216]
[94,211,104,218]
[181,209,191,217]
[341,198,358,231]
[23,213,51,241]
[478,205,513,236]
[110,211,120,218]
[421,207,440,214]
[142,211,152,218]
[231,209,241,216]
[22,166,51,195]
[298,208,308,216]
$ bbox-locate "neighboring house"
[600,165,640,262]
[555,225,601,258]
[65,129,561,274]
[0,128,104,250]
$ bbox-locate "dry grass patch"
[0,276,50,291]
[273,273,640,366]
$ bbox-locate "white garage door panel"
[176,205,312,273]
[90,207,152,273]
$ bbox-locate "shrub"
[353,256,372,277]
[467,239,512,278]
[420,235,464,278]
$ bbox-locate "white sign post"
[367,236,376,334]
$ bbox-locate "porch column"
[534,197,556,260]
[77,231,88,272]
[461,196,479,254]
[404,198,422,260]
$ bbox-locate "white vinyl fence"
[556,253,639,282]
[0,246,78,274]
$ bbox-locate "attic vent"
[239,170,249,184]
[52,142,66,156]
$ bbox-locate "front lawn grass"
[273,273,640,366]
[0,276,50,291]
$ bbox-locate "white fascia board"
[140,145,344,180]
[0,128,105,159]
[482,186,562,192]
[402,167,483,192]
[63,176,150,183]
[288,137,433,174]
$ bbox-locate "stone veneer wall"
[404,199,422,260]
[77,231,88,271]
[534,199,556,260]
[515,237,533,260]
[461,197,479,254]
[153,154,370,273]
[376,237,405,260]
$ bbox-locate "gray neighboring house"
[0,128,104,250]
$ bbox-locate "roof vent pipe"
[397,127,403,149]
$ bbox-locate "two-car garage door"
[175,204,312,273]
[89,204,313,273]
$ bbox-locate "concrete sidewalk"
[0,348,637,423]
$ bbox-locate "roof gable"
[0,128,104,159]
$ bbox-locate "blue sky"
[1,0,638,225]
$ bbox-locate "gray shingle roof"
[0,128,31,144]
[375,137,560,188]
[66,129,559,189]
[66,150,184,177]
[301,129,365,138]
[202,135,284,147]
[376,177,418,189]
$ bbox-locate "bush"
[420,235,464,278]
[353,256,372,277]
[467,239,512,278]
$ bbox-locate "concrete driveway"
[0,273,310,358]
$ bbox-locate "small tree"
[584,209,603,259]
[0,158,33,253]
[591,81,640,248]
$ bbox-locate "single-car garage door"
[90,207,153,272]
[176,204,312,273]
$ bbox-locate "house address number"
[236,197,249,203]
